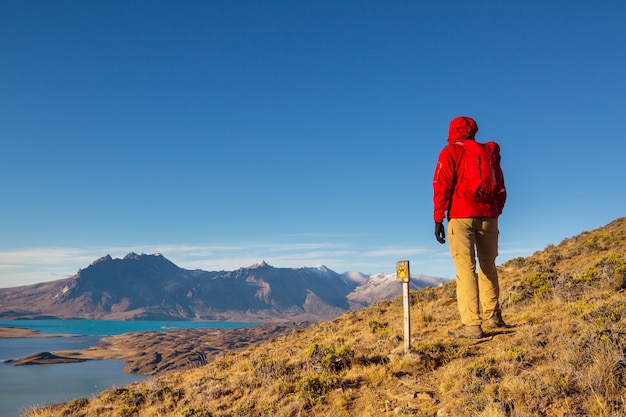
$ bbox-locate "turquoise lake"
[0,319,261,417]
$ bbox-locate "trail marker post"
[396,260,411,354]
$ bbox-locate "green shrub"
[506,347,527,362]
[581,233,620,251]
[253,353,287,381]
[604,254,626,289]
[573,266,599,284]
[368,320,388,334]
[117,406,139,417]
[512,271,557,302]
[62,397,89,415]
[295,373,340,406]
[182,407,212,417]
[103,387,149,407]
[307,343,354,372]
[573,254,626,290]
[465,358,499,380]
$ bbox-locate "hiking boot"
[448,325,484,339]
[487,313,508,329]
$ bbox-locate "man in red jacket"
[433,116,507,339]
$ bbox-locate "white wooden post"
[396,260,411,354]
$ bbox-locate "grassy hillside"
[24,218,626,417]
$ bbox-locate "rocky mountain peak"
[121,252,165,261]
[124,252,141,260]
[249,261,270,269]
[91,255,113,266]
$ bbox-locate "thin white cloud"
[0,239,442,288]
[0,247,94,265]
[361,247,430,258]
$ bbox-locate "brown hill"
[23,218,626,416]
[7,351,87,366]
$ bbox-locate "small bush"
[573,266,599,284]
[599,254,626,289]
[465,358,499,380]
[508,256,526,268]
[307,343,354,372]
[117,406,138,417]
[295,373,340,406]
[570,254,626,291]
[512,270,557,302]
[415,306,435,324]
[368,320,388,334]
[506,347,527,362]
[103,387,150,407]
[581,233,620,251]
[61,397,89,416]
[253,353,288,381]
[182,407,212,417]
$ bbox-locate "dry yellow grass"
[22,218,626,417]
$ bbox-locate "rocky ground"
[1,322,310,375]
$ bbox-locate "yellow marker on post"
[396,260,411,353]
[396,260,410,283]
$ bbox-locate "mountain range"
[0,253,445,322]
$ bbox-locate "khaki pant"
[448,217,501,326]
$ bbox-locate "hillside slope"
[24,218,626,417]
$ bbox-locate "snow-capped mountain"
[347,272,446,308]
[0,253,447,322]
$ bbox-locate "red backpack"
[457,140,504,203]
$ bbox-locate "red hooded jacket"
[432,117,506,222]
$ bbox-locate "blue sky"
[1,0,625,288]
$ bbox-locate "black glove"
[434,222,446,244]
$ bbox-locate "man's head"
[448,116,478,142]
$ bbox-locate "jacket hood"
[448,116,478,143]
